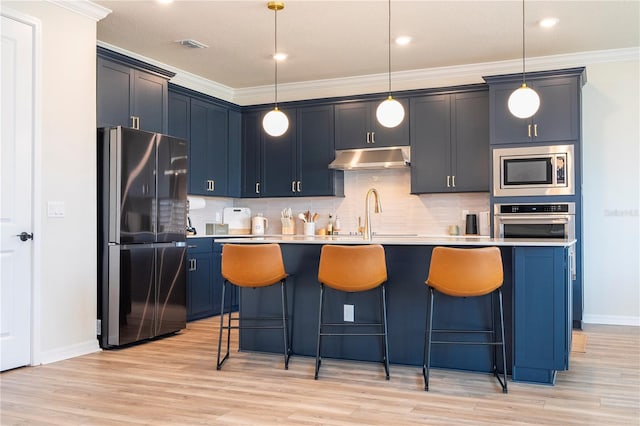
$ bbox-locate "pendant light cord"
[387,0,392,94]
[274,7,279,108]
[521,0,526,85]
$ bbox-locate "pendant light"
[263,1,289,137]
[376,0,404,128]
[508,0,540,119]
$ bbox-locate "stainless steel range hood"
[328,146,410,170]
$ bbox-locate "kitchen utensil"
[312,213,319,222]
[298,212,307,223]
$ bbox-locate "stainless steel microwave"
[492,145,574,197]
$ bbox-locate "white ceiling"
[96,1,639,91]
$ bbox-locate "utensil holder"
[304,222,315,236]
[281,218,295,235]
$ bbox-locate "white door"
[1,14,35,371]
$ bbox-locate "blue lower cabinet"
[186,239,237,321]
[512,246,571,384]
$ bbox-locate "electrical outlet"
[344,304,354,322]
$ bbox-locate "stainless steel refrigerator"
[97,126,188,348]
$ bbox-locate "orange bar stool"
[423,246,507,393]
[217,243,291,370]
[315,244,389,380]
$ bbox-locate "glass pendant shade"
[508,83,540,119]
[263,108,289,137]
[376,97,405,128]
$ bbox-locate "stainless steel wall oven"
[494,202,576,280]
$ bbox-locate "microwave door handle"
[497,216,569,224]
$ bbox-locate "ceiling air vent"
[176,39,208,49]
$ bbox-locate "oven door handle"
[496,216,570,224]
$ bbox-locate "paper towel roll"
[479,211,491,236]
[187,196,206,210]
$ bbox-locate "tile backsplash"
[187,169,490,236]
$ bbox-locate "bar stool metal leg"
[280,280,291,370]
[381,284,390,380]
[498,289,508,393]
[423,287,434,391]
[217,280,230,370]
[314,284,325,379]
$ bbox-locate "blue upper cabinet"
[484,68,585,145]
[242,105,343,198]
[296,105,343,197]
[411,89,489,193]
[335,98,410,149]
[97,47,173,134]
[168,86,240,197]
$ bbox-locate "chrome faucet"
[364,188,382,240]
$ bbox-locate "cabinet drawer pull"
[371,132,375,144]
[292,181,296,192]
[207,180,215,191]
[187,245,198,248]
[447,175,451,188]
[366,132,371,144]
[297,181,301,192]
[255,182,260,194]
[533,124,538,137]
[452,175,456,188]
[528,124,532,138]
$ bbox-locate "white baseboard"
[583,315,640,327]
[37,339,101,365]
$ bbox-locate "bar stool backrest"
[318,244,387,292]
[426,246,503,297]
[221,243,287,288]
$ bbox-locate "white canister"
[251,214,268,235]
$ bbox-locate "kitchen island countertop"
[212,234,576,247]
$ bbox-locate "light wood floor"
[1,318,638,425]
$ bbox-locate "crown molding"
[95,43,639,106]
[96,41,236,103]
[47,0,111,21]
[233,47,640,106]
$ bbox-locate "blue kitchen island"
[215,235,575,385]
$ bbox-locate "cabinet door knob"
[16,232,34,242]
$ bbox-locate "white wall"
[4,1,101,362]
[582,59,640,326]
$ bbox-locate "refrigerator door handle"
[108,128,121,244]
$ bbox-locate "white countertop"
[210,234,576,247]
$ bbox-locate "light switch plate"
[344,304,354,322]
[47,201,65,218]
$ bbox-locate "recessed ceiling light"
[395,36,412,46]
[157,0,173,4]
[539,17,559,28]
[273,52,288,61]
